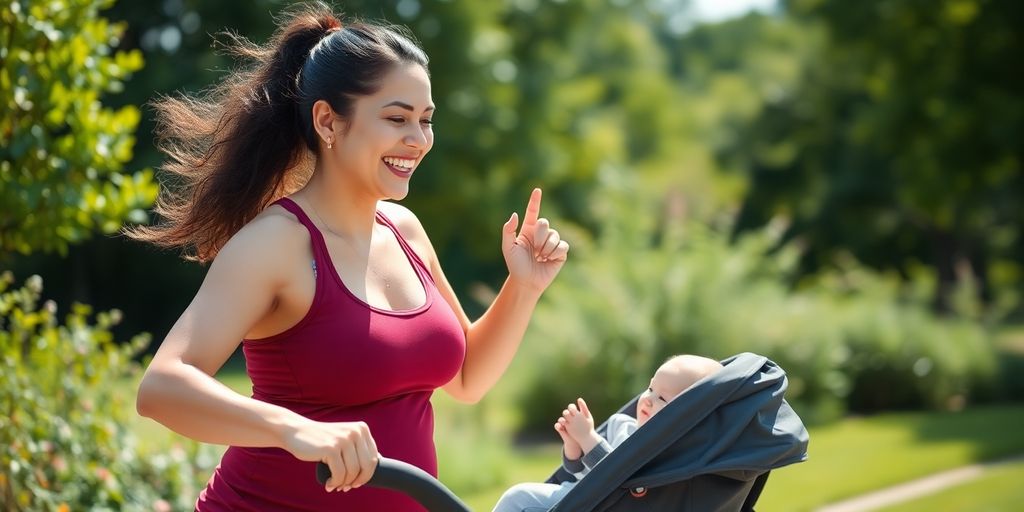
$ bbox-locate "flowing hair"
[126,2,428,262]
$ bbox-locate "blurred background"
[2,0,1022,510]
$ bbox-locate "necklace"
[306,199,391,289]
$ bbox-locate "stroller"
[318,352,809,511]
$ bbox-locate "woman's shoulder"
[213,203,312,271]
[242,203,310,244]
[377,201,428,242]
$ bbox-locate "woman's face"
[332,62,434,200]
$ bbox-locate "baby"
[493,355,723,512]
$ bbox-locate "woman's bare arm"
[382,190,567,404]
[136,213,311,445]
[136,212,378,491]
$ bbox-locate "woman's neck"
[295,170,378,241]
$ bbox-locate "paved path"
[816,455,1024,512]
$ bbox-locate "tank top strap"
[272,197,332,283]
[374,210,434,283]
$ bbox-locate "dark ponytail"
[127,2,428,262]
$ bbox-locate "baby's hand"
[554,419,582,461]
[561,398,595,443]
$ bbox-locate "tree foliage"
[339,0,719,299]
[1,0,157,256]
[517,185,999,431]
[730,0,1023,312]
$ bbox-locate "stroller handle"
[316,458,471,512]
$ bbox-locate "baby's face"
[635,364,694,427]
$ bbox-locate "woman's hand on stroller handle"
[282,419,379,493]
[316,457,472,512]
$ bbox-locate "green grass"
[876,458,1024,512]
[754,405,1024,512]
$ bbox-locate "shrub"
[0,273,211,511]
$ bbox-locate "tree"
[90,0,721,320]
[729,0,1023,313]
[1,0,157,256]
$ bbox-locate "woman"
[131,3,568,510]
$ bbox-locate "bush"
[0,273,211,511]
[515,194,999,431]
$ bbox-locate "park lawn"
[754,404,1024,512]
[876,458,1024,512]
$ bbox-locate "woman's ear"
[311,99,336,145]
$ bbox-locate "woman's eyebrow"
[382,100,435,112]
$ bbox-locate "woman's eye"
[421,118,433,126]
[388,117,406,124]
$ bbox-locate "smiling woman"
[126,2,570,511]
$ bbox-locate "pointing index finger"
[522,188,542,229]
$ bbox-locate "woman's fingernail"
[343,486,351,492]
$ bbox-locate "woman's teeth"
[383,156,414,169]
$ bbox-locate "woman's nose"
[404,127,428,148]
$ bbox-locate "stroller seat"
[542,352,809,512]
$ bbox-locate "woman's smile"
[382,156,416,178]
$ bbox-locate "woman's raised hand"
[283,420,379,493]
[501,188,570,292]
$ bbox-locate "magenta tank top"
[196,197,467,511]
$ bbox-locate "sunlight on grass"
[877,459,1024,512]
[756,405,1024,512]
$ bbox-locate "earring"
[327,138,333,149]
